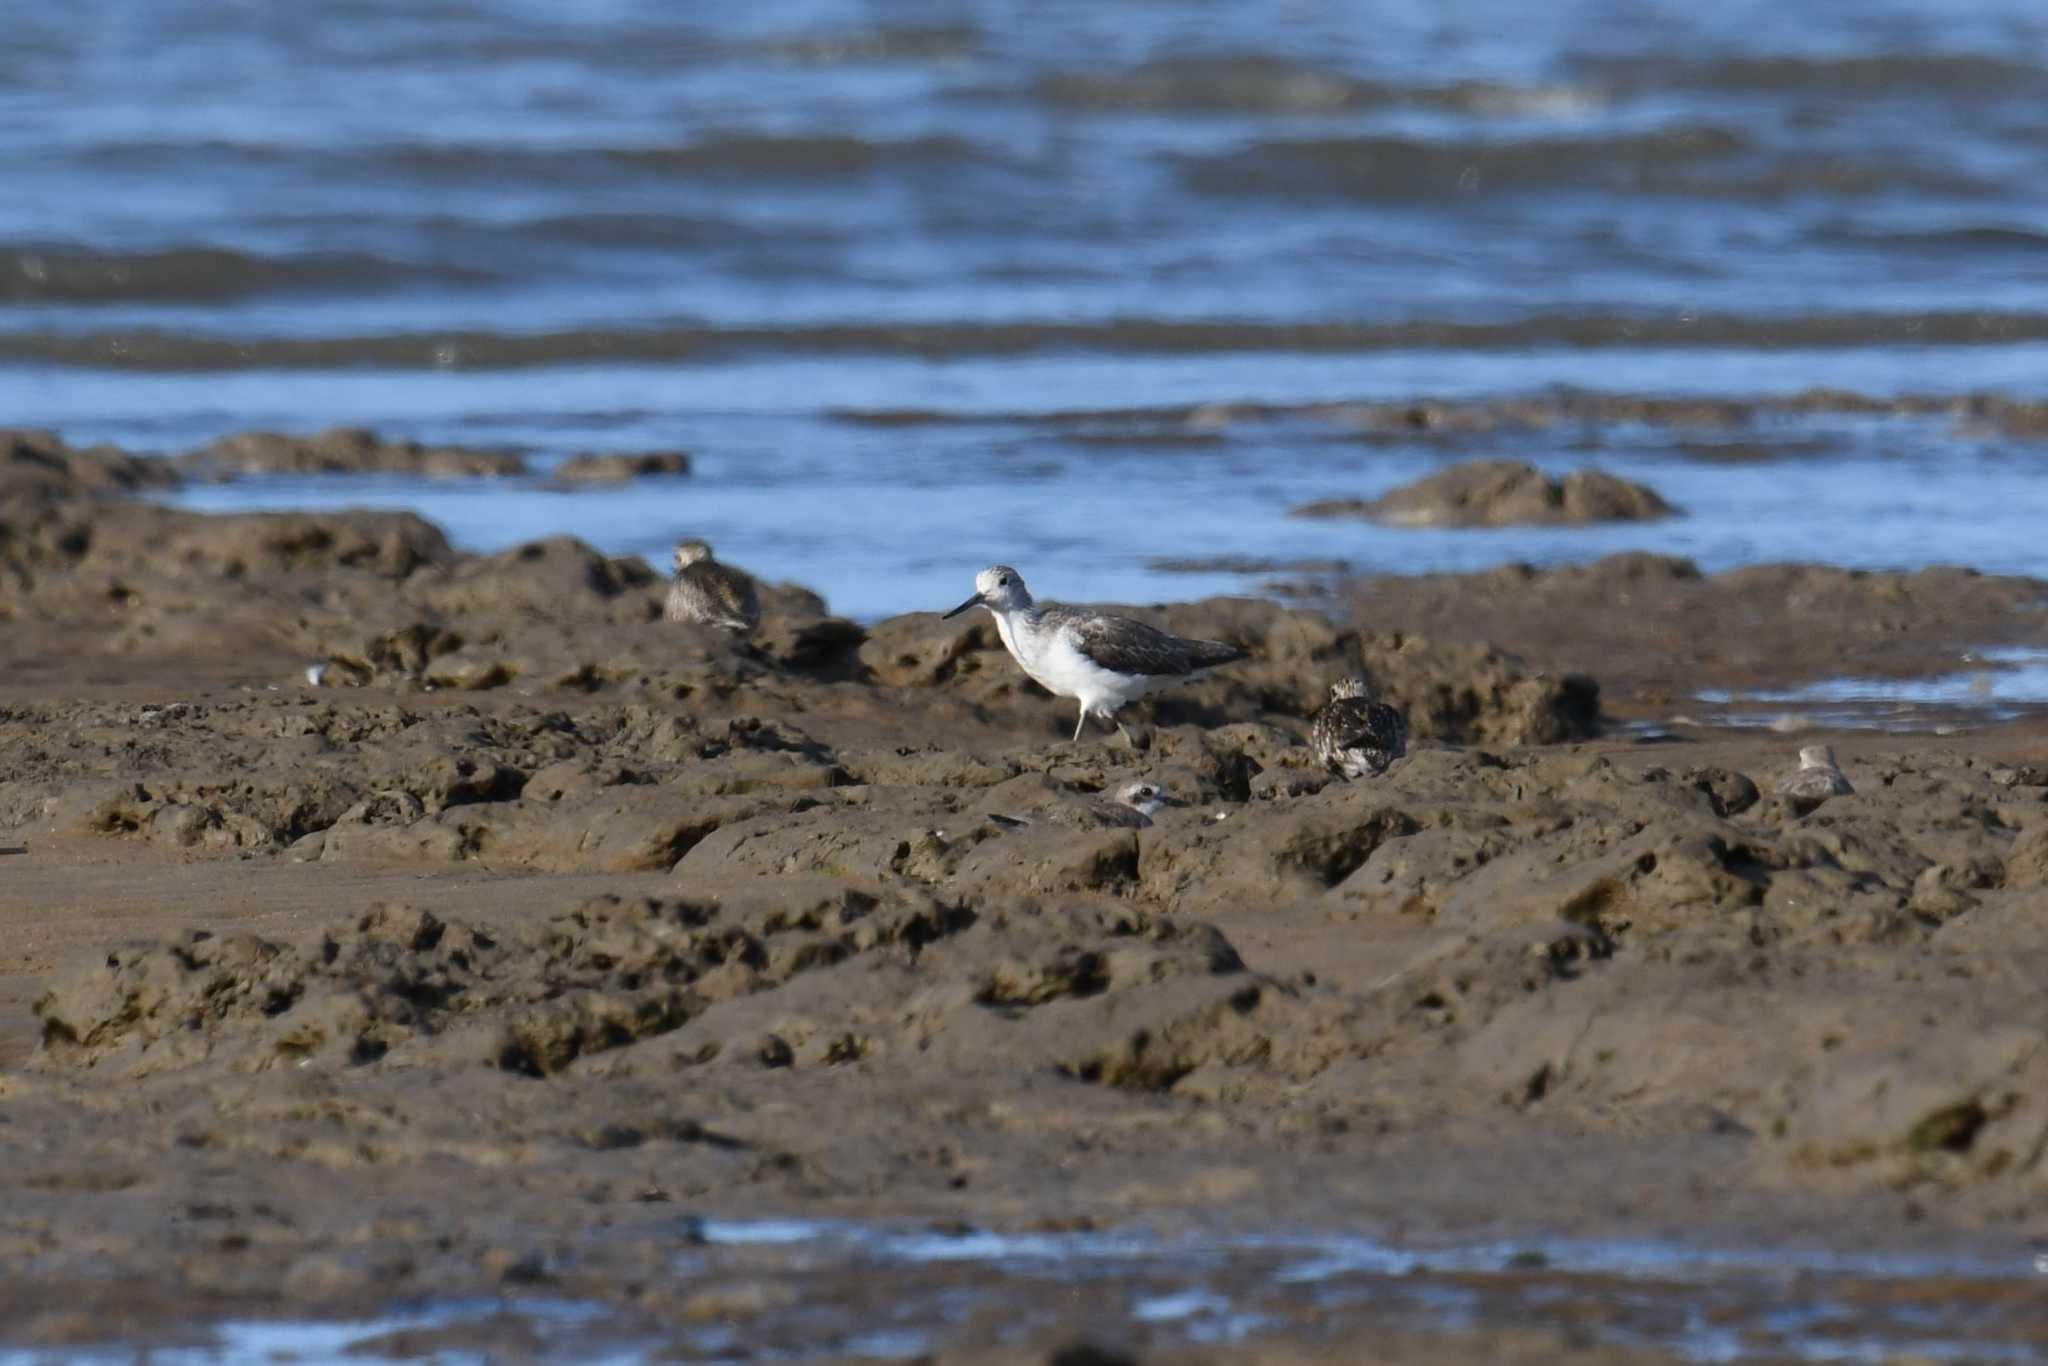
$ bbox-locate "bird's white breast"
[999,612,1071,696]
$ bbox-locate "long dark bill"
[941,593,984,620]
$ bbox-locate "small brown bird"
[1774,744,1853,803]
[664,539,760,633]
[1312,676,1408,779]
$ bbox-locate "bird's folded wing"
[1322,700,1374,748]
[1063,611,1243,676]
[1327,700,1405,750]
[706,563,761,618]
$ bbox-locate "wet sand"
[4,431,2048,1360]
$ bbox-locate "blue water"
[8,1,2048,616]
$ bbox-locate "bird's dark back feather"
[1053,608,1245,677]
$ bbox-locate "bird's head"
[1116,780,1169,817]
[944,564,1031,618]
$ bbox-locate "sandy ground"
[4,429,2048,1360]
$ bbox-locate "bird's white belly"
[1039,630,1157,713]
[994,611,1158,717]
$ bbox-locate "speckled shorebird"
[943,565,1245,743]
[1774,744,1853,802]
[664,539,760,633]
[1311,675,1408,779]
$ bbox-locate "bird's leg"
[1071,704,1089,743]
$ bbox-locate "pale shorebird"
[664,539,760,632]
[1311,675,1408,779]
[1774,744,1852,802]
[943,565,1245,742]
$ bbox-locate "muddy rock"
[0,500,453,620]
[404,536,663,623]
[648,896,1312,1095]
[548,451,692,485]
[1,428,177,496]
[949,825,1143,899]
[176,427,526,481]
[1339,552,2048,716]
[321,621,469,686]
[0,494,110,593]
[85,773,364,854]
[674,802,947,886]
[34,904,511,1075]
[1292,461,1674,527]
[292,791,465,863]
[32,884,981,1082]
[172,511,454,585]
[754,610,868,677]
[2002,822,2048,886]
[859,612,1004,688]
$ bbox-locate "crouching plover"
[943,565,1245,742]
[665,539,760,632]
[1093,779,1170,828]
[987,779,1172,831]
[1312,675,1408,779]
[1774,745,1852,802]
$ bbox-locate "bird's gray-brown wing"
[711,562,762,628]
[1055,608,1245,677]
[702,562,762,628]
[668,561,760,629]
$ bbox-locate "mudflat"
[4,431,2048,1360]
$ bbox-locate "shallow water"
[11,1221,2043,1363]
[9,2,2048,615]
[1693,645,2048,730]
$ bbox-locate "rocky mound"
[1292,460,1674,527]
[25,718,2048,1228]
[1338,552,2048,713]
[1,428,176,497]
[31,879,1294,1095]
[549,450,692,485]
[175,426,527,480]
[34,884,984,1079]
